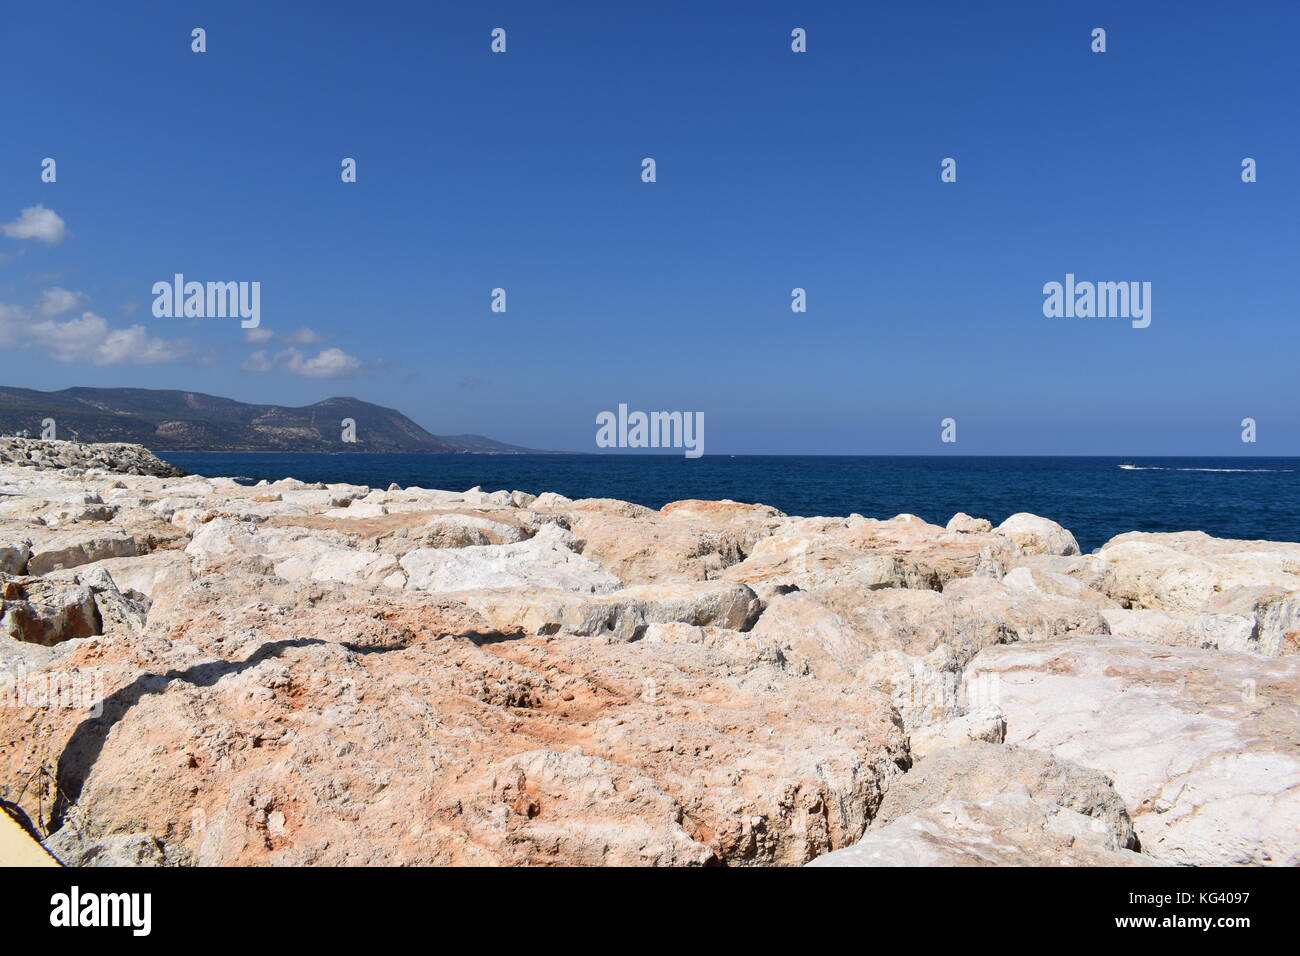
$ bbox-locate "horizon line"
[157,450,1300,459]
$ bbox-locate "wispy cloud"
[242,326,322,345]
[242,345,362,379]
[242,350,274,372]
[37,287,85,317]
[282,327,321,345]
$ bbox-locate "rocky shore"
[0,437,185,478]
[1,441,1296,866]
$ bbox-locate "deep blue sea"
[159,454,1300,555]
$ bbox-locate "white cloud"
[277,346,361,379]
[38,287,85,317]
[0,303,25,349]
[239,324,366,379]
[30,313,192,365]
[282,327,321,345]
[242,350,273,372]
[242,326,321,346]
[3,205,68,245]
[0,293,192,366]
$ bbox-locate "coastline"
[1,439,1296,867]
[158,447,1300,555]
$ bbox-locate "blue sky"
[1,0,1296,454]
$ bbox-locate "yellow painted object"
[0,805,60,867]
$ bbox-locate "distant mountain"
[0,386,556,454]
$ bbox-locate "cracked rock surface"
[0,441,1295,866]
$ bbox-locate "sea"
[159,453,1300,555]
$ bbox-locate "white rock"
[964,636,1300,866]
[89,552,194,603]
[401,525,621,594]
[530,492,574,509]
[1,537,32,575]
[323,502,389,519]
[995,513,1081,556]
[908,708,1006,758]
[807,793,1151,867]
[25,529,137,576]
[946,513,992,534]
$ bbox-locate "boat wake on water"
[1119,465,1293,472]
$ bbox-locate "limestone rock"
[725,514,1017,592]
[408,513,529,548]
[749,581,1103,730]
[0,565,145,645]
[2,442,1295,868]
[401,525,621,594]
[529,492,573,509]
[565,509,747,585]
[874,741,1135,849]
[26,529,138,576]
[908,710,1006,758]
[567,497,657,519]
[2,586,906,866]
[88,551,194,607]
[0,538,31,575]
[964,637,1300,865]
[1000,564,1118,610]
[946,513,992,534]
[1095,533,1300,654]
[1,577,99,645]
[44,830,189,867]
[457,580,763,639]
[995,513,1081,557]
[806,793,1152,867]
[0,438,184,477]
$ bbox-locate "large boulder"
[456,581,763,639]
[404,513,529,549]
[724,515,1013,593]
[999,564,1117,610]
[88,552,194,606]
[185,518,404,588]
[749,581,1105,730]
[946,512,992,534]
[873,741,1136,848]
[942,577,1111,639]
[25,529,138,576]
[660,499,786,550]
[561,504,754,587]
[1,566,145,646]
[806,792,1152,867]
[964,636,1300,865]
[995,513,1081,557]
[906,709,1006,757]
[0,537,31,575]
[1,577,99,646]
[1095,533,1300,654]
[2,584,906,866]
[400,525,621,594]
